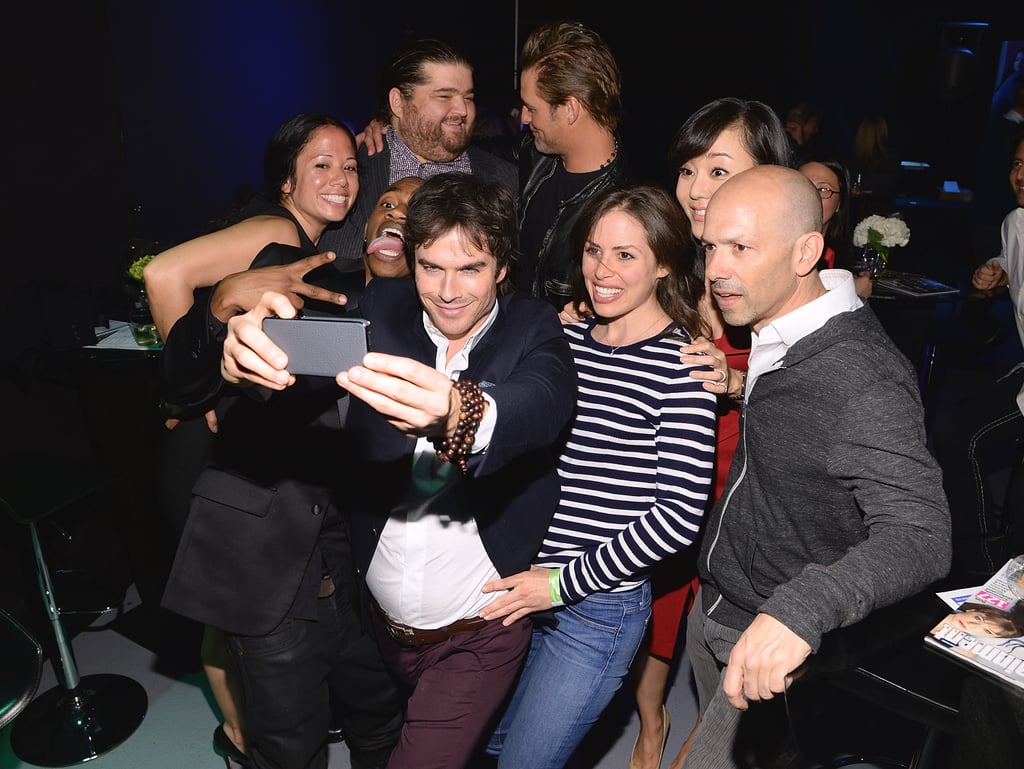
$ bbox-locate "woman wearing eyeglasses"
[799,156,874,298]
[798,158,850,270]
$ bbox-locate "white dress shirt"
[366,302,502,629]
[746,269,864,397]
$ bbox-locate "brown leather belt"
[372,600,489,648]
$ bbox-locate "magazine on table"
[924,555,1024,692]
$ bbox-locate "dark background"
[4,0,1024,310]
[1,0,1023,720]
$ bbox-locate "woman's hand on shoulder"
[558,300,591,325]
[681,335,729,392]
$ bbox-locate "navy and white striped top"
[537,319,717,604]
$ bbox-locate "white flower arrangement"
[852,214,910,265]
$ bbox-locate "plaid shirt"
[386,125,473,184]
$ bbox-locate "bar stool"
[0,608,42,730]
[1,451,147,767]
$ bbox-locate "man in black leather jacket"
[511,21,630,309]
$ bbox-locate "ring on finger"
[717,369,728,384]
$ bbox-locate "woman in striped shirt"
[480,182,718,768]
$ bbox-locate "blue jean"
[487,581,651,769]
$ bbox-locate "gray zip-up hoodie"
[699,304,951,651]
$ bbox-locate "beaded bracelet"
[430,379,485,474]
[729,370,747,402]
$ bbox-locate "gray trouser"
[682,589,796,769]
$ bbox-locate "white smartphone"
[263,315,371,376]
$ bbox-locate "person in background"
[797,156,875,299]
[480,182,717,769]
[970,83,1024,263]
[322,38,517,270]
[628,96,791,769]
[990,48,1024,123]
[783,102,821,166]
[142,112,359,767]
[798,157,849,270]
[932,127,1024,586]
[511,20,630,309]
[679,165,950,769]
[220,173,577,769]
[850,114,900,201]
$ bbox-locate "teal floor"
[0,583,698,769]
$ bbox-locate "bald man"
[679,166,951,769]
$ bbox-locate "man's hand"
[221,291,297,390]
[480,566,553,625]
[972,260,1007,291]
[211,252,348,323]
[356,118,387,156]
[337,353,461,438]
[723,613,812,710]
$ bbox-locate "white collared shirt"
[366,302,501,629]
[746,270,864,396]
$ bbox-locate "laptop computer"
[874,270,960,298]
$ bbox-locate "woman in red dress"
[629,97,792,769]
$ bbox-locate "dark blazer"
[317,141,518,272]
[160,243,361,637]
[161,367,355,636]
[345,278,577,580]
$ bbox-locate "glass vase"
[848,246,886,278]
[129,287,162,347]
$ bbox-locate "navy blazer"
[317,142,518,272]
[345,278,577,580]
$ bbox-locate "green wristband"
[548,568,564,607]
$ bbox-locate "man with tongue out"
[362,176,423,283]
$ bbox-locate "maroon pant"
[370,609,530,769]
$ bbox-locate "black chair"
[0,608,43,731]
[917,303,1004,421]
[1,451,147,767]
